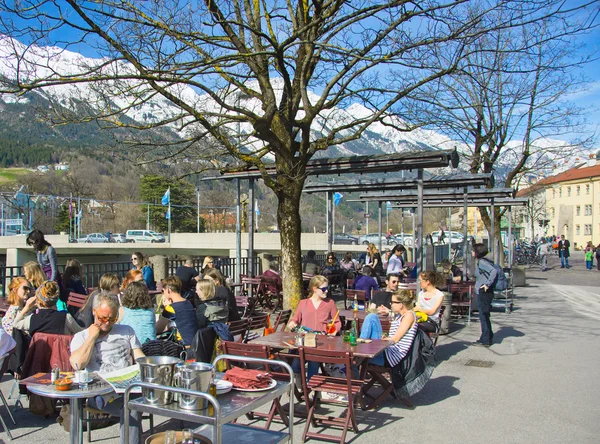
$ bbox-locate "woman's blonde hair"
[99,273,121,292]
[391,289,416,310]
[202,256,214,270]
[23,261,47,289]
[419,270,446,288]
[367,243,378,256]
[7,277,30,307]
[308,275,328,298]
[35,280,60,308]
[196,279,216,301]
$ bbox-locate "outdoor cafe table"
[249,331,391,410]
[24,375,113,444]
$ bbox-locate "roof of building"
[517,162,600,197]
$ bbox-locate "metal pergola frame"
[200,149,460,278]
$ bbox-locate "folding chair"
[273,310,292,332]
[259,276,283,311]
[428,305,445,348]
[0,347,17,440]
[344,289,366,310]
[299,347,363,444]
[221,341,289,429]
[450,282,473,323]
[244,314,270,343]
[227,319,249,342]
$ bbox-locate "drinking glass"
[181,429,194,444]
[164,430,177,444]
[323,319,336,338]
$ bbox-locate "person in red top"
[289,275,341,333]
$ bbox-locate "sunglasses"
[319,286,328,292]
[94,310,118,323]
[21,286,32,292]
[391,300,402,305]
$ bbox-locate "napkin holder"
[304,333,317,348]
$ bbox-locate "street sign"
[364,213,371,219]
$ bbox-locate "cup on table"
[342,330,351,342]
[181,429,194,444]
[75,369,89,388]
[164,430,177,444]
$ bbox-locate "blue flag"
[386,201,392,210]
[255,199,260,216]
[333,192,343,206]
[165,208,170,220]
[161,188,170,206]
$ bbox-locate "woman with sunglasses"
[383,289,418,368]
[2,277,34,336]
[12,281,82,336]
[201,256,215,277]
[131,252,156,290]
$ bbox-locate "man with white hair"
[70,292,145,444]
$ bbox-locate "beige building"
[518,161,600,249]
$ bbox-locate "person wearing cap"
[12,280,83,336]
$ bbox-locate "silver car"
[78,233,109,243]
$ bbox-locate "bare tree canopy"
[1,0,593,304]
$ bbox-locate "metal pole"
[416,169,424,275]
[366,202,369,234]
[490,198,495,262]
[412,209,416,265]
[147,204,150,230]
[197,189,200,233]
[248,178,255,276]
[508,205,513,267]
[377,201,383,253]
[1,203,3,236]
[463,188,468,280]
[236,179,242,281]
[448,207,451,260]
[327,192,333,252]
[168,198,171,243]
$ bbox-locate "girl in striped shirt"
[384,289,418,368]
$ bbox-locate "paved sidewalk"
[1,251,598,443]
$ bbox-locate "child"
[585,248,594,270]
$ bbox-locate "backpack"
[481,258,508,291]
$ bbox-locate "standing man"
[472,243,497,347]
[558,235,571,268]
[537,238,552,272]
[70,292,145,444]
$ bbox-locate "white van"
[126,230,166,243]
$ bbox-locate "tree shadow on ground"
[493,326,525,344]
[410,375,460,406]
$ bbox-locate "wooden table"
[250,331,391,410]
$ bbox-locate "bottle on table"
[349,319,358,346]
[353,293,359,317]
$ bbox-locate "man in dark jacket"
[558,235,570,268]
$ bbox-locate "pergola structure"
[201,149,459,278]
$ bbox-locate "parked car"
[430,230,464,245]
[333,233,359,245]
[112,233,127,243]
[358,233,401,246]
[126,229,166,243]
[78,233,110,243]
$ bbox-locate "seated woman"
[204,268,240,321]
[322,252,339,275]
[155,276,198,347]
[2,277,34,336]
[201,256,216,277]
[288,275,341,379]
[76,273,121,327]
[23,261,47,292]
[195,279,228,329]
[62,258,87,295]
[12,281,83,336]
[383,289,418,369]
[119,281,156,345]
[414,271,444,333]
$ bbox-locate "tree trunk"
[276,177,305,311]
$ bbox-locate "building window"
[559,187,562,198]
[585,204,592,216]
[586,184,590,195]
[577,186,581,196]
[552,189,556,198]
[576,206,581,216]
[584,224,592,235]
[576,225,581,235]
[567,187,571,197]
[551,208,555,217]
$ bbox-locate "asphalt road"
[1,251,598,443]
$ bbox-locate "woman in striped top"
[384,289,418,368]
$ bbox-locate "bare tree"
[412,6,599,262]
[0,0,577,307]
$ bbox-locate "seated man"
[262,260,283,295]
[70,292,145,444]
[353,265,379,300]
[370,273,401,315]
[302,250,321,275]
[439,259,463,283]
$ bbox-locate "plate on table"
[231,378,277,392]
[215,379,233,395]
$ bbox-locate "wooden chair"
[221,342,289,429]
[449,282,473,323]
[227,318,249,342]
[273,310,292,332]
[344,289,366,310]
[357,316,391,337]
[299,347,363,444]
[259,275,283,311]
[244,314,270,342]
[0,347,17,439]
[425,306,446,348]
[67,292,89,311]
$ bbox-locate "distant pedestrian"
[536,238,552,272]
[472,243,497,347]
[585,247,594,270]
[596,244,600,271]
[558,235,570,268]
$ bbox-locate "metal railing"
[168,256,263,281]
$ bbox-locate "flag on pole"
[386,201,392,210]
[333,192,343,206]
[161,188,170,206]
[69,196,73,218]
[77,208,82,221]
[165,208,171,220]
[255,199,260,216]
